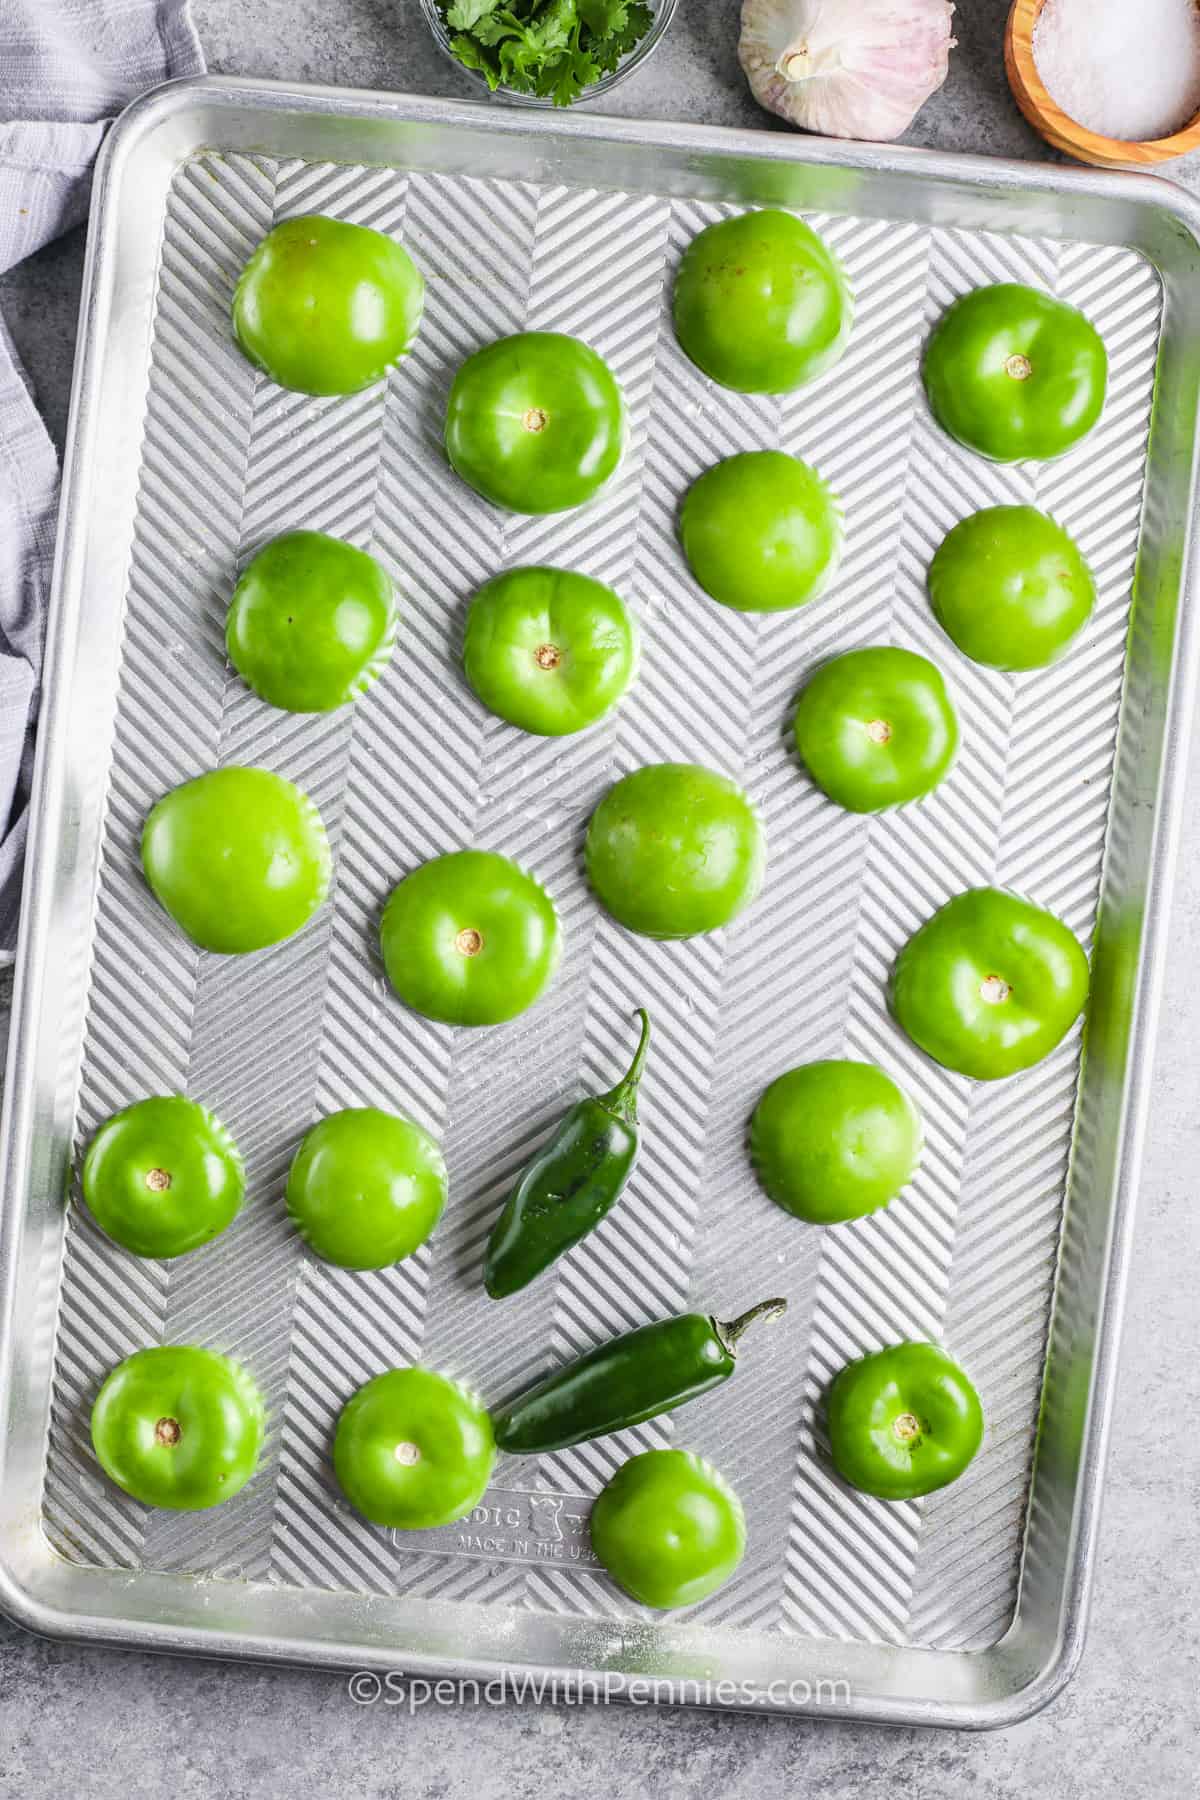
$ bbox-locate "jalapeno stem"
[597,1008,651,1125]
[714,1296,788,1356]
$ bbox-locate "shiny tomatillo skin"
[591,1449,747,1609]
[90,1346,265,1511]
[672,208,852,394]
[463,565,637,735]
[380,849,561,1027]
[750,1060,922,1224]
[333,1367,495,1530]
[827,1341,984,1501]
[445,332,624,514]
[922,283,1107,463]
[927,506,1095,672]
[286,1108,447,1270]
[233,214,424,396]
[492,1297,787,1455]
[141,766,331,955]
[681,450,842,612]
[82,1095,245,1260]
[484,1009,651,1298]
[890,886,1090,1080]
[585,762,766,939]
[792,646,958,812]
[226,531,396,712]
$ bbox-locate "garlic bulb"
[740,0,957,142]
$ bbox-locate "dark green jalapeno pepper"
[492,1296,787,1454]
[484,1009,651,1299]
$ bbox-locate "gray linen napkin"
[0,1,204,955]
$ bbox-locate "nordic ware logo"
[390,1485,603,1567]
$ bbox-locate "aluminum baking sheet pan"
[3,78,1200,1728]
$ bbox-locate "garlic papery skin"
[740,0,957,142]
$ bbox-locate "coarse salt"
[1034,0,1200,141]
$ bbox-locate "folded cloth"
[0,1,204,954]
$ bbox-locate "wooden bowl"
[1005,0,1200,168]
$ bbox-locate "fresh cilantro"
[448,32,502,88]
[555,46,600,104]
[472,13,520,44]
[593,0,652,71]
[527,5,575,55]
[438,0,654,105]
[499,35,539,90]
[445,0,502,31]
[578,0,627,38]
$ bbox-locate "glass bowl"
[419,0,677,108]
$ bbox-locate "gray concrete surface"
[2,0,1199,1792]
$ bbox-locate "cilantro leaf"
[579,0,627,38]
[448,32,502,87]
[591,0,652,72]
[555,47,599,105]
[472,11,523,43]
[526,0,577,53]
[498,34,540,90]
[445,0,502,31]
[528,42,599,104]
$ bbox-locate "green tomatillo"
[793,646,958,813]
[142,766,331,955]
[380,849,561,1026]
[81,1095,245,1260]
[681,450,842,612]
[232,214,424,396]
[463,565,637,735]
[333,1367,495,1529]
[586,762,766,939]
[890,887,1090,1080]
[445,331,624,514]
[590,1449,746,1609]
[750,1060,922,1225]
[286,1108,447,1270]
[922,283,1107,463]
[672,208,852,394]
[827,1341,984,1501]
[91,1345,265,1511]
[927,506,1096,671]
[226,531,396,712]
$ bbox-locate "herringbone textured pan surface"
[40,151,1161,1652]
